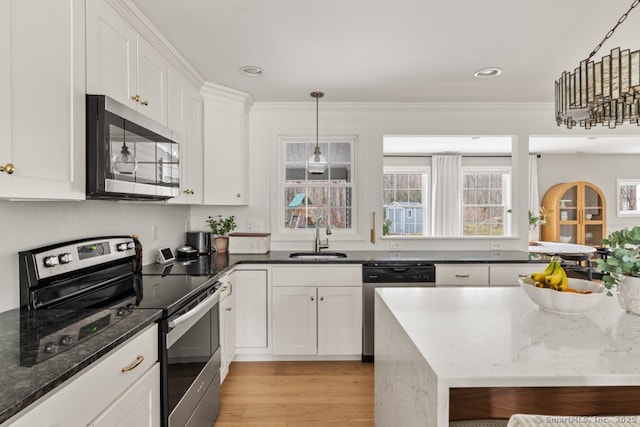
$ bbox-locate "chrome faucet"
[314,216,332,253]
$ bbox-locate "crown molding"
[106,0,205,89]
[201,82,255,110]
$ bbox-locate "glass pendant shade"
[307,145,328,174]
[307,91,328,175]
[113,143,137,174]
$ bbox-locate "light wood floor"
[214,361,374,427]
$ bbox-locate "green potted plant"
[206,215,237,253]
[596,226,640,314]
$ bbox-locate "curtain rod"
[384,154,513,158]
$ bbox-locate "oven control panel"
[27,237,136,279]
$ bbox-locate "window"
[462,167,511,236]
[281,136,355,231]
[383,167,430,236]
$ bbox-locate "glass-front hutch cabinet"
[540,181,606,246]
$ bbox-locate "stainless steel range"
[19,236,221,427]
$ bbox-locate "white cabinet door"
[202,86,250,205]
[0,0,85,200]
[86,0,168,125]
[489,263,542,286]
[86,0,138,111]
[272,287,317,355]
[137,36,167,125]
[317,286,362,355]
[435,264,490,286]
[167,67,203,204]
[219,273,236,382]
[235,270,268,349]
[0,0,10,195]
[88,363,160,427]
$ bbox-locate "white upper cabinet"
[0,0,85,200]
[86,0,168,126]
[202,83,253,205]
[167,66,203,204]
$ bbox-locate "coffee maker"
[186,232,211,255]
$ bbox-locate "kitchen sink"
[289,252,348,259]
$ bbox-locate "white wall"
[0,200,189,312]
[192,101,640,253]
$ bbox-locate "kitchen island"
[374,287,640,427]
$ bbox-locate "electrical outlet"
[389,241,401,250]
[490,242,501,250]
[152,225,159,241]
[247,219,264,232]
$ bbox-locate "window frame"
[278,135,358,236]
[382,165,431,237]
[461,165,512,237]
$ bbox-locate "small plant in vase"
[528,206,552,243]
[596,226,640,314]
[206,215,236,253]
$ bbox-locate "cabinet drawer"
[435,264,489,286]
[489,264,542,286]
[272,265,362,287]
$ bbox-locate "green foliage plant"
[596,226,640,295]
[206,215,237,236]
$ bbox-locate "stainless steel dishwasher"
[362,262,436,362]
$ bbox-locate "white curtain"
[528,154,540,214]
[431,155,462,236]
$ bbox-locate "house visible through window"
[281,136,355,231]
[383,167,429,236]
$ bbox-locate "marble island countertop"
[374,287,640,427]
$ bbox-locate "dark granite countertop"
[142,249,545,278]
[0,308,162,424]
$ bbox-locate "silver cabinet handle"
[226,307,232,311]
[455,274,470,278]
[121,355,144,372]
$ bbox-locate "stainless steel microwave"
[86,95,180,200]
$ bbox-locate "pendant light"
[307,91,328,175]
[113,143,137,174]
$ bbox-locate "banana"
[530,256,562,284]
[556,265,569,292]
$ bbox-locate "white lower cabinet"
[219,272,236,382]
[235,269,268,349]
[271,265,362,356]
[435,263,543,287]
[88,363,160,427]
[489,263,543,286]
[6,325,159,427]
[435,264,490,286]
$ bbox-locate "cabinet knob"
[310,296,315,301]
[131,94,140,102]
[140,100,149,106]
[183,189,194,195]
[226,307,232,311]
[236,193,241,198]
[0,163,14,175]
[320,296,324,301]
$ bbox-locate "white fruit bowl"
[518,277,606,315]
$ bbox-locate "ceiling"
[131,0,640,103]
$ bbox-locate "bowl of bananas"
[519,256,606,315]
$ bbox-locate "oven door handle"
[168,290,219,329]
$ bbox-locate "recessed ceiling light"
[239,65,264,77]
[473,67,502,79]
